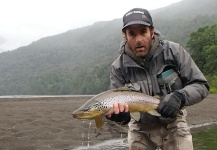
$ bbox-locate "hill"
[0,0,216,95]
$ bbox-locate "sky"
[0,0,181,53]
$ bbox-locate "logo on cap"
[142,15,147,19]
[126,11,144,17]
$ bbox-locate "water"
[70,122,217,150]
[192,124,217,150]
[72,138,128,150]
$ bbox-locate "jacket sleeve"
[110,58,125,89]
[170,42,210,106]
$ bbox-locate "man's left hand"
[157,92,184,118]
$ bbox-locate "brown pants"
[128,110,193,150]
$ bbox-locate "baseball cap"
[122,8,153,30]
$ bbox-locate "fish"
[72,86,160,128]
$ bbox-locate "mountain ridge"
[0,0,216,95]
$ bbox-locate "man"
[107,8,209,150]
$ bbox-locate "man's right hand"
[106,102,131,125]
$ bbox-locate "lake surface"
[71,123,217,150]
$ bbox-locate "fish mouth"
[72,109,104,119]
[72,111,93,119]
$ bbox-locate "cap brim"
[122,21,151,30]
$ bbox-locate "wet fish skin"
[72,87,160,128]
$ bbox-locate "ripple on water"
[70,138,128,150]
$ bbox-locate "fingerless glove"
[106,112,131,125]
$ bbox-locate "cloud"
[0,36,6,45]
[0,0,181,52]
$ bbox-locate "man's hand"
[106,102,131,125]
[157,91,185,118]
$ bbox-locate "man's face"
[125,24,154,57]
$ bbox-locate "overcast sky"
[0,0,181,53]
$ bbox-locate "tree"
[186,24,217,75]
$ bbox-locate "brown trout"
[72,87,160,128]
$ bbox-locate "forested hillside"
[152,0,217,45]
[0,0,216,95]
[186,24,217,93]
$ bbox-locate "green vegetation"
[205,75,217,94]
[0,0,216,95]
[186,24,217,93]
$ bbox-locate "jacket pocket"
[157,65,183,95]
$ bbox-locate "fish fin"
[115,82,139,91]
[114,84,139,92]
[153,95,161,99]
[147,110,161,116]
[95,117,105,129]
[130,112,140,122]
[114,86,131,92]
